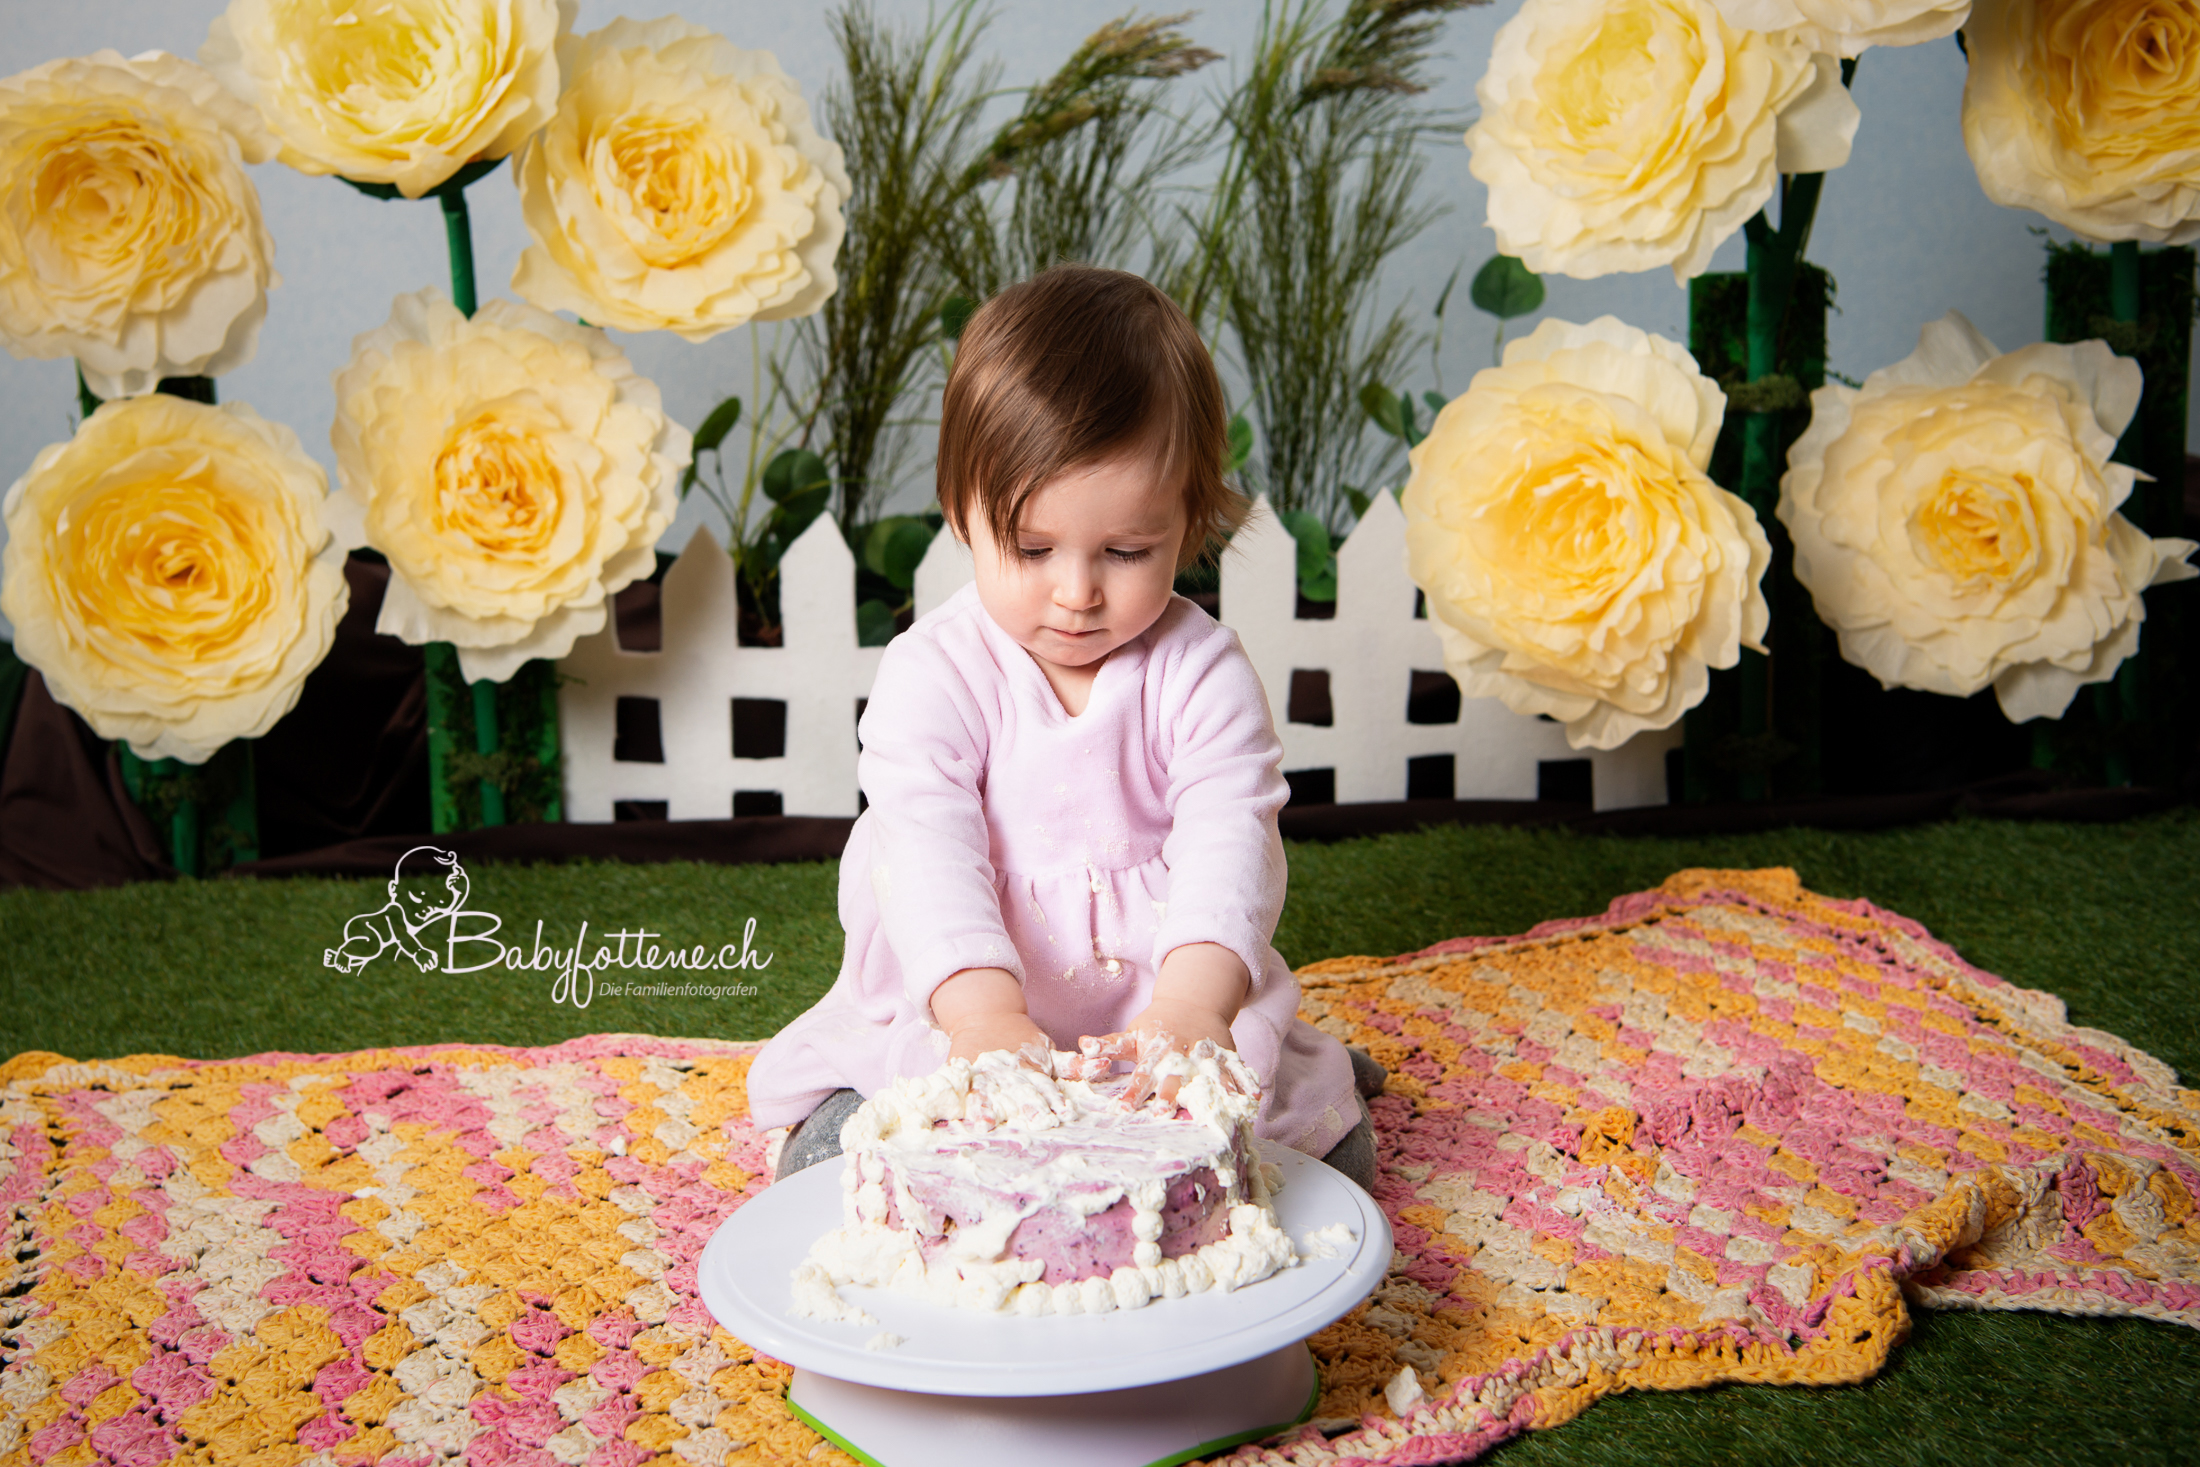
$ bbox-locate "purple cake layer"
[877,1129,1249,1286]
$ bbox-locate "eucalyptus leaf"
[1358,383,1402,438]
[1470,255,1543,320]
[1422,390,1447,416]
[864,516,935,586]
[1226,413,1254,474]
[856,599,899,647]
[1343,487,1371,520]
[692,397,742,457]
[940,295,978,339]
[763,447,830,504]
[773,484,830,541]
[880,518,935,590]
[862,517,901,577]
[1277,509,1337,600]
[742,538,784,577]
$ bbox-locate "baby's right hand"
[947,1012,1053,1068]
[933,967,1052,1069]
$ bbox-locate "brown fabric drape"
[250,557,432,857]
[0,670,169,889]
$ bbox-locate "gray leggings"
[776,1088,1380,1192]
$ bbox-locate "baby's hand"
[947,1013,1054,1068]
[932,967,1053,1070]
[1079,943,1251,1106]
[1079,998,1240,1108]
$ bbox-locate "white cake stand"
[697,1139,1392,1467]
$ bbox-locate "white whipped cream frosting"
[790,1045,1300,1322]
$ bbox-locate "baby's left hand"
[1075,943,1251,1107]
[1077,999,1239,1107]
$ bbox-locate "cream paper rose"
[331,288,690,683]
[1468,0,1861,283]
[0,394,349,763]
[1779,311,2197,721]
[0,50,277,399]
[512,17,849,338]
[1962,0,2200,244]
[202,0,573,198]
[1713,0,1971,55]
[1403,317,1772,751]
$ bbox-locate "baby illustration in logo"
[324,845,471,973]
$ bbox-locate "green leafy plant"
[1186,0,1477,534]
[798,0,998,532]
[936,13,1218,305]
[681,370,834,642]
[1277,507,1338,602]
[1226,411,1255,474]
[854,514,942,645]
[1470,252,1543,362]
[1358,381,1446,448]
[1356,251,1488,488]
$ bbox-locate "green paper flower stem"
[430,172,508,826]
[472,679,507,826]
[156,757,199,877]
[2100,239,2144,787]
[1728,171,1828,802]
[439,185,479,318]
[2111,240,2141,324]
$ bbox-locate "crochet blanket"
[2,869,2194,1467]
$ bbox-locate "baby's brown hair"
[936,264,1245,570]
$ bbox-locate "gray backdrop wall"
[3,0,2190,643]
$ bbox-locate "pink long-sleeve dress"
[744,584,1361,1157]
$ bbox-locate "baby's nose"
[1055,563,1101,608]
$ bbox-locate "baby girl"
[745,265,1374,1187]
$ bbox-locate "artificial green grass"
[3,811,2196,1467]
[0,857,845,1061]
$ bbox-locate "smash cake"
[789,1042,1301,1322]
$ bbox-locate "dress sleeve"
[1150,623,1290,995]
[858,632,1024,1010]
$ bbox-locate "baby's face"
[968,452,1186,677]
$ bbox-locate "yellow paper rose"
[202,0,573,198]
[1403,317,1772,751]
[331,288,690,683]
[512,17,849,339]
[1961,0,2200,244]
[0,394,349,763]
[0,50,277,398]
[1468,0,1860,282]
[1713,0,1972,55]
[1779,311,2197,721]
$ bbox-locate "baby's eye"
[1107,546,1154,563]
[1017,544,1050,560]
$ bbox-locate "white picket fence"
[557,496,1676,821]
[1224,492,1678,812]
